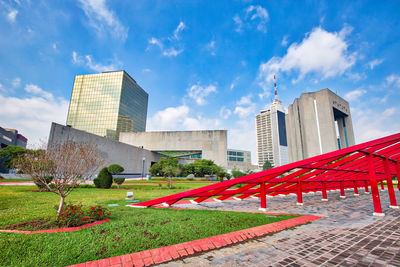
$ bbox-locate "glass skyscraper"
[66,71,148,140]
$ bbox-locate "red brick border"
[68,214,321,267]
[0,219,110,234]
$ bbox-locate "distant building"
[119,130,228,167]
[0,126,27,149]
[286,88,355,162]
[255,77,289,169]
[66,70,148,141]
[227,149,258,172]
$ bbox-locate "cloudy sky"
[0,0,399,163]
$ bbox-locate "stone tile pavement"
[160,189,400,266]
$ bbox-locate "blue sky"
[1,0,399,163]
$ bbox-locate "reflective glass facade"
[66,71,148,140]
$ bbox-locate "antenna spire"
[274,74,278,101]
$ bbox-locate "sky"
[0,0,400,164]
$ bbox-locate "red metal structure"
[130,133,400,216]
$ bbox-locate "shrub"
[56,203,110,227]
[108,164,124,175]
[186,174,194,180]
[113,177,125,188]
[33,176,53,192]
[93,178,101,188]
[97,167,113,189]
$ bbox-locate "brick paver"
[160,189,400,266]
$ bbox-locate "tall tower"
[66,70,148,140]
[286,88,355,162]
[255,76,289,169]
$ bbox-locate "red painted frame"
[130,133,400,216]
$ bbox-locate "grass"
[0,185,298,266]
[0,178,32,182]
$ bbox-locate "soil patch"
[1,217,105,231]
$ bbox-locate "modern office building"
[0,126,27,149]
[66,70,148,141]
[255,79,289,169]
[120,130,228,167]
[227,149,258,171]
[286,88,355,162]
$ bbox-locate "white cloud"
[25,84,53,100]
[72,51,121,72]
[142,68,151,73]
[344,89,366,101]
[0,83,5,93]
[245,5,269,33]
[228,119,257,165]
[12,77,21,88]
[219,106,232,120]
[281,35,288,46]
[237,94,252,106]
[206,40,216,56]
[367,59,384,70]
[147,105,220,131]
[7,9,18,23]
[148,37,163,49]
[353,107,399,143]
[258,26,356,93]
[187,84,217,105]
[233,14,243,32]
[85,55,119,72]
[0,86,69,147]
[234,5,269,33]
[386,74,400,88]
[52,43,57,51]
[148,22,185,57]
[162,48,183,57]
[173,21,186,39]
[77,0,128,42]
[229,76,240,90]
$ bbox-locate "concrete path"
[159,189,400,267]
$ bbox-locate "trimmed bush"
[107,164,124,175]
[113,177,125,188]
[93,178,101,188]
[97,167,113,189]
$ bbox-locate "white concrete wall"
[119,130,228,167]
[48,123,162,175]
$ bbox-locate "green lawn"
[0,178,32,182]
[0,186,297,266]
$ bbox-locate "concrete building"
[48,123,162,174]
[120,130,228,167]
[0,126,27,149]
[255,98,289,169]
[286,88,355,162]
[227,149,258,171]
[66,70,148,141]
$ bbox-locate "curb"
[0,219,110,234]
[68,214,321,267]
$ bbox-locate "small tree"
[14,141,103,217]
[97,167,113,189]
[262,160,273,171]
[108,164,124,175]
[162,165,179,189]
[231,168,246,178]
[113,177,125,189]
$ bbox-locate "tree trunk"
[57,196,65,217]
[169,176,172,189]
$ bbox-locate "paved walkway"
[159,189,400,266]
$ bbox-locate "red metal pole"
[340,181,346,198]
[397,162,400,190]
[297,181,303,205]
[380,181,385,191]
[353,181,359,196]
[367,153,384,216]
[385,159,398,209]
[364,180,370,194]
[259,182,267,211]
[321,181,328,201]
